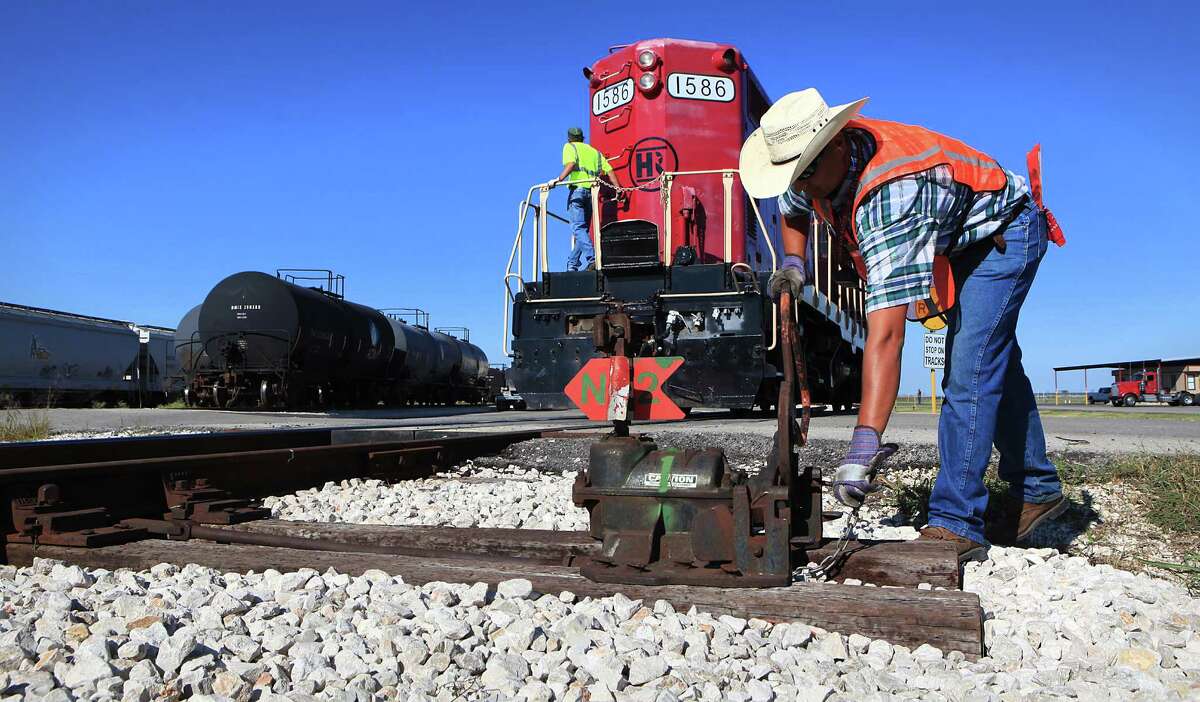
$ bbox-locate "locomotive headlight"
[636,49,657,69]
[638,71,658,91]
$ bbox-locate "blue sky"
[2,1,1196,393]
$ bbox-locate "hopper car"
[0,302,177,407]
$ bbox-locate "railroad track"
[0,426,985,657]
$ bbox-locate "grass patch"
[1037,408,1200,422]
[1096,453,1200,540]
[887,452,1200,547]
[1142,553,1200,595]
[160,399,188,409]
[0,408,52,442]
[883,469,1011,529]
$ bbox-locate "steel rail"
[0,427,337,471]
[0,427,585,484]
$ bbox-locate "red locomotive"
[504,38,866,412]
[586,39,775,268]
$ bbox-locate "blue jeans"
[565,188,595,271]
[927,200,1063,544]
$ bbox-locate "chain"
[596,174,667,197]
[792,505,865,582]
[550,175,666,197]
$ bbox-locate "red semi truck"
[1110,368,1196,407]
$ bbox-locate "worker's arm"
[851,200,941,433]
[599,159,619,192]
[831,199,939,508]
[604,172,619,189]
[858,304,907,433]
[781,213,809,260]
[552,161,576,185]
[830,302,905,508]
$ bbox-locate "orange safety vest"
[811,117,1064,329]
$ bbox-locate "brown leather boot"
[917,526,988,562]
[987,495,1068,545]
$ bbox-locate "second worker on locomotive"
[551,127,616,271]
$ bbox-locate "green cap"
[567,127,584,141]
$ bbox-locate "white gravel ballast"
[263,462,590,531]
[0,551,1197,701]
[4,454,1196,700]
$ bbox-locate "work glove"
[832,426,899,509]
[768,255,807,299]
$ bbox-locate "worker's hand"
[832,426,898,509]
[768,255,807,299]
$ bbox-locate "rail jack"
[571,290,831,587]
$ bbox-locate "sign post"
[922,333,946,415]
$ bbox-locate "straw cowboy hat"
[740,88,869,199]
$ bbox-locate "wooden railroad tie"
[6,521,983,658]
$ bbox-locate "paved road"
[23,404,1200,454]
[668,411,1200,455]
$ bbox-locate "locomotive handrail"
[657,168,778,272]
[502,179,604,356]
[529,204,571,225]
[658,167,782,351]
[502,169,865,357]
[502,187,531,358]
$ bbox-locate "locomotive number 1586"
[667,73,735,103]
[592,78,634,115]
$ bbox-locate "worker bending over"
[741,89,1067,560]
[551,127,616,271]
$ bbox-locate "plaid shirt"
[779,128,1029,313]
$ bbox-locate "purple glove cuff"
[845,425,881,465]
[782,254,805,272]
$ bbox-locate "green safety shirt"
[562,142,613,189]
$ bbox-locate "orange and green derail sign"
[564,356,685,421]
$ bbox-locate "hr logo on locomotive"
[628,137,678,192]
